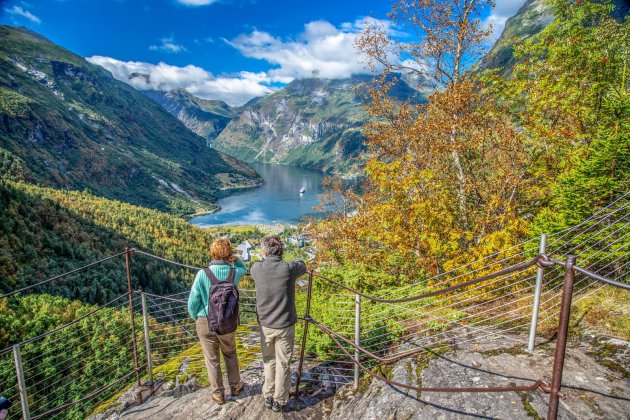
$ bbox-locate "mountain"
[0,26,261,215]
[142,89,238,141]
[212,75,423,173]
[477,0,554,75]
[478,0,628,75]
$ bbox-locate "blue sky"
[1,0,526,105]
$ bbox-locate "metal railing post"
[124,247,141,388]
[354,293,361,389]
[528,234,547,352]
[294,270,314,399]
[13,344,30,420]
[547,255,575,420]
[141,293,154,395]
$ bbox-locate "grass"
[570,287,630,340]
[535,286,630,341]
[91,384,134,415]
[0,87,34,116]
[203,225,261,235]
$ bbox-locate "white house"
[236,240,253,261]
[288,235,311,248]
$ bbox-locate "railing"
[0,196,627,420]
[296,254,608,420]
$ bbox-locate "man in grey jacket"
[251,235,307,412]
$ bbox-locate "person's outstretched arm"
[288,260,307,280]
[232,257,247,286]
[187,271,203,320]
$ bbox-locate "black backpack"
[204,266,240,335]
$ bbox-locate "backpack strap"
[203,268,220,286]
[204,266,236,285]
[225,267,235,284]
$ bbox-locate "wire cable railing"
[0,245,625,419]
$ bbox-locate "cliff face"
[476,0,554,75]
[142,89,238,141]
[213,75,422,173]
[478,0,628,75]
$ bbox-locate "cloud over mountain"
[227,21,362,79]
[88,17,400,105]
[484,0,528,42]
[87,56,275,106]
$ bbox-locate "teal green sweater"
[187,258,246,320]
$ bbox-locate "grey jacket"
[250,255,307,329]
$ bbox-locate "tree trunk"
[450,125,468,233]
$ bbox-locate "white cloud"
[87,56,275,106]
[149,36,187,53]
[226,17,400,80]
[176,0,218,6]
[87,18,405,105]
[4,5,41,24]
[483,0,528,42]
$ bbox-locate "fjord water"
[189,163,325,226]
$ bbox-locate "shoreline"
[185,179,265,220]
[184,208,219,220]
[186,162,325,226]
[189,223,291,236]
[218,180,265,192]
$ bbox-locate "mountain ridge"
[476,0,554,75]
[142,89,238,141]
[212,75,422,173]
[0,25,261,215]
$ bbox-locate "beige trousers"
[260,324,295,405]
[195,317,241,396]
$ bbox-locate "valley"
[0,0,627,418]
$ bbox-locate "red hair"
[210,238,235,261]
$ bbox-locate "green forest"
[1,181,210,305]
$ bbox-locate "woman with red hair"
[188,238,246,405]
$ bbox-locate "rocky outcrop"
[98,333,630,419]
[476,0,554,75]
[330,337,630,419]
[478,0,628,75]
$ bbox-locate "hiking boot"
[271,400,287,413]
[211,393,225,405]
[264,396,273,409]
[230,381,244,397]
